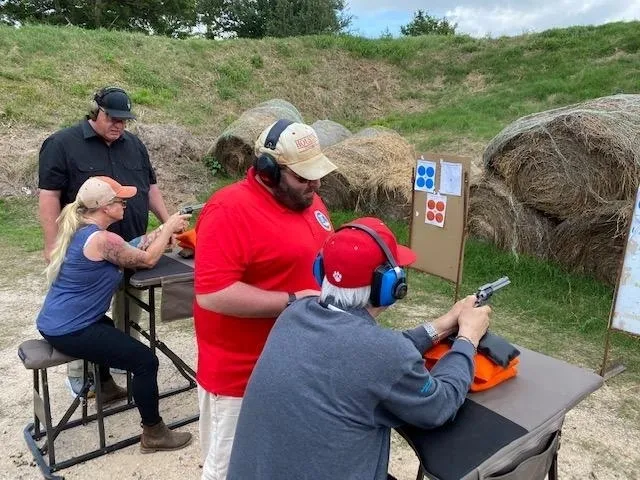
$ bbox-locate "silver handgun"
[475,276,511,306]
[179,203,205,215]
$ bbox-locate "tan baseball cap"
[77,176,137,209]
[255,121,337,181]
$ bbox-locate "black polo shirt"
[39,120,157,241]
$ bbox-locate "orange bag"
[424,343,519,392]
[175,228,197,250]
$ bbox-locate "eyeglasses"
[109,199,127,206]
[282,167,314,184]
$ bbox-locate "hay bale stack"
[551,201,632,285]
[132,123,213,209]
[468,174,556,258]
[311,119,352,148]
[321,127,415,219]
[211,99,303,176]
[484,94,640,220]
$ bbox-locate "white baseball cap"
[255,121,337,181]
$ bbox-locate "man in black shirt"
[38,86,170,396]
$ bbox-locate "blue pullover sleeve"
[375,339,475,430]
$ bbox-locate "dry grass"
[484,94,640,220]
[211,99,303,177]
[321,126,416,219]
[130,123,216,211]
[0,124,49,197]
[551,201,633,285]
[467,173,557,258]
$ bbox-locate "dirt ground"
[1,250,639,480]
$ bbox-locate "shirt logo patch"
[315,210,332,231]
[332,271,343,283]
[420,377,434,395]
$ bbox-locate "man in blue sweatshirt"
[227,217,491,480]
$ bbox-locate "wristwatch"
[423,322,440,344]
[286,292,297,307]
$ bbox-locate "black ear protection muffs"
[254,119,294,187]
[92,86,127,111]
[312,223,408,307]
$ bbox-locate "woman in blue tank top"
[36,176,193,454]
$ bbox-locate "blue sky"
[348,0,640,38]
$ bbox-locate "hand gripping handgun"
[179,203,205,215]
[472,276,519,367]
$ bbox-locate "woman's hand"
[163,213,191,234]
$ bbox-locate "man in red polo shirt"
[194,120,337,480]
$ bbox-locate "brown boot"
[140,420,192,454]
[99,378,128,404]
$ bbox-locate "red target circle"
[435,213,444,223]
[426,211,435,221]
[427,200,436,209]
[436,201,445,212]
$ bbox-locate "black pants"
[41,316,161,426]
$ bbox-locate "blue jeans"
[41,315,161,426]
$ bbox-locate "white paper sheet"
[439,161,463,196]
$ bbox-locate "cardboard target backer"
[410,153,470,283]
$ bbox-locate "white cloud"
[349,0,640,38]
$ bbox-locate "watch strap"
[423,322,440,344]
[286,292,297,307]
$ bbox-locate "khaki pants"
[67,285,143,377]
[198,385,243,480]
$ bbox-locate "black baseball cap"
[97,89,136,120]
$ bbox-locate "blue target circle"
[416,177,425,188]
[425,178,434,189]
[417,165,426,176]
[426,166,435,177]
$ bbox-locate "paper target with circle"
[425,193,447,228]
[414,160,437,192]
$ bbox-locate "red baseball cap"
[322,217,417,288]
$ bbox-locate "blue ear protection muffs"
[312,223,408,307]
[254,119,294,187]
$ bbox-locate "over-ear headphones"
[89,87,127,119]
[312,223,408,307]
[254,119,293,187]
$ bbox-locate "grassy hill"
[1,22,639,411]
[2,21,640,153]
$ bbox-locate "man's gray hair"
[319,277,371,309]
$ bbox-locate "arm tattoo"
[128,227,163,251]
[102,233,148,269]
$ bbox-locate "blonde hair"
[44,199,86,285]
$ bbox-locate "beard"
[273,180,317,211]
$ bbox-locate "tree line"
[0,1,456,38]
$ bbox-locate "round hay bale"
[311,119,352,148]
[550,201,632,285]
[211,99,303,176]
[468,174,556,258]
[321,127,415,219]
[483,94,640,220]
[131,123,214,209]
